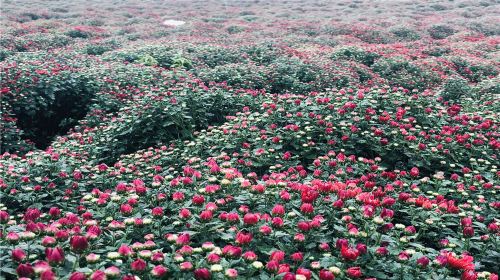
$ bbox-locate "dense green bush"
[0,52,172,150]
[423,46,451,57]
[372,57,441,90]
[226,25,246,34]
[0,48,12,61]
[0,102,35,154]
[390,26,421,41]
[354,29,394,44]
[450,57,499,83]
[440,76,471,102]
[66,28,91,38]
[105,45,190,68]
[467,22,499,36]
[1,62,99,148]
[471,76,500,105]
[428,24,456,39]
[190,45,244,68]
[267,57,322,93]
[0,33,72,52]
[82,40,121,55]
[198,63,268,89]
[331,47,380,66]
[15,11,55,22]
[240,43,280,65]
[63,79,255,164]
[198,55,359,94]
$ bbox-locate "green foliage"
[198,63,267,89]
[354,29,394,44]
[83,40,120,55]
[66,28,90,38]
[390,26,421,41]
[450,57,499,83]
[428,24,456,39]
[0,102,36,154]
[332,47,380,66]
[267,57,321,93]
[0,33,72,52]
[69,81,253,164]
[240,43,280,65]
[470,77,500,106]
[190,45,244,68]
[372,57,441,90]
[106,45,182,68]
[0,48,12,61]
[171,52,193,69]
[0,52,168,150]
[440,76,471,102]
[467,22,500,36]
[137,54,159,66]
[423,46,451,57]
[7,70,98,148]
[226,25,246,34]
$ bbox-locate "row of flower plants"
[1,83,498,279]
[2,38,498,155]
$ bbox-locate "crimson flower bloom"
[300,203,314,214]
[266,260,280,272]
[446,253,475,271]
[235,231,252,245]
[271,204,285,216]
[243,213,259,225]
[130,258,147,272]
[90,270,107,280]
[417,256,430,268]
[243,251,257,261]
[11,248,26,262]
[410,167,419,177]
[69,272,87,280]
[0,210,10,223]
[17,263,34,278]
[461,270,478,280]
[346,267,363,278]
[199,210,213,221]
[290,252,304,262]
[45,247,65,265]
[269,250,285,262]
[206,253,220,264]
[70,235,88,253]
[296,268,312,279]
[222,245,242,258]
[151,265,168,278]
[463,227,475,237]
[194,268,211,280]
[319,269,335,280]
[341,245,360,261]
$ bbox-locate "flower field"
[0,0,499,279]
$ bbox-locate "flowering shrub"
[372,58,441,91]
[105,46,181,68]
[389,26,421,42]
[0,0,499,280]
[82,40,121,56]
[428,25,456,40]
[1,53,100,148]
[331,47,380,66]
[0,33,72,53]
[440,76,471,102]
